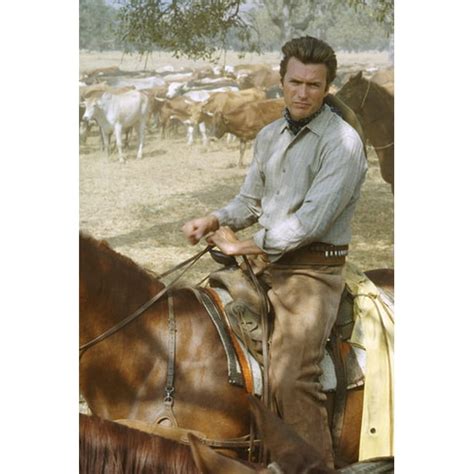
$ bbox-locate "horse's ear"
[247,396,335,473]
[354,71,363,80]
[188,433,256,474]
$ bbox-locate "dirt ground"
[79,51,394,285]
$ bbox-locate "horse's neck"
[358,83,393,142]
[362,115,393,145]
[368,83,394,115]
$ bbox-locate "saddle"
[204,263,366,394]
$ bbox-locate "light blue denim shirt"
[212,103,367,262]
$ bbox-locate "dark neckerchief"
[284,105,324,136]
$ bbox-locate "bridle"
[354,78,394,152]
[355,78,371,114]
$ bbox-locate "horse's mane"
[79,232,160,283]
[79,414,199,474]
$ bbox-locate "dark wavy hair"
[280,36,337,89]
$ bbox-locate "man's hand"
[207,226,265,257]
[206,226,240,254]
[182,215,219,245]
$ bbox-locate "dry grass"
[79,51,393,285]
[80,50,391,74]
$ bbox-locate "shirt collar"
[278,103,332,136]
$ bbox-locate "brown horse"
[79,233,250,441]
[80,413,199,473]
[79,233,392,467]
[336,72,394,193]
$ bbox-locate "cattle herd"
[79,62,285,166]
[79,59,393,167]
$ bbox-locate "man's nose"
[296,84,308,97]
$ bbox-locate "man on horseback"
[182,36,367,469]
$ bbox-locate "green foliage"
[240,0,392,52]
[348,0,394,28]
[311,1,393,51]
[79,0,394,56]
[80,0,119,51]
[116,0,254,60]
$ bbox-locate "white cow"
[82,90,149,163]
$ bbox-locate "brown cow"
[155,96,208,145]
[200,88,267,147]
[238,67,281,91]
[201,88,266,117]
[212,98,285,167]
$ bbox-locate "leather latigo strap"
[277,243,348,266]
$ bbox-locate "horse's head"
[335,71,369,115]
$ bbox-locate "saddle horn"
[209,248,239,268]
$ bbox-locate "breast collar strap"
[153,293,178,427]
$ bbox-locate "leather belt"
[276,243,348,266]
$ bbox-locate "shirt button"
[276,191,280,195]
[282,168,286,173]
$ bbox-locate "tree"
[244,0,392,52]
[258,0,321,44]
[254,0,393,47]
[324,6,391,51]
[114,0,394,59]
[116,0,254,60]
[80,0,118,51]
[348,0,393,28]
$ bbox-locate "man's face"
[282,57,329,121]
